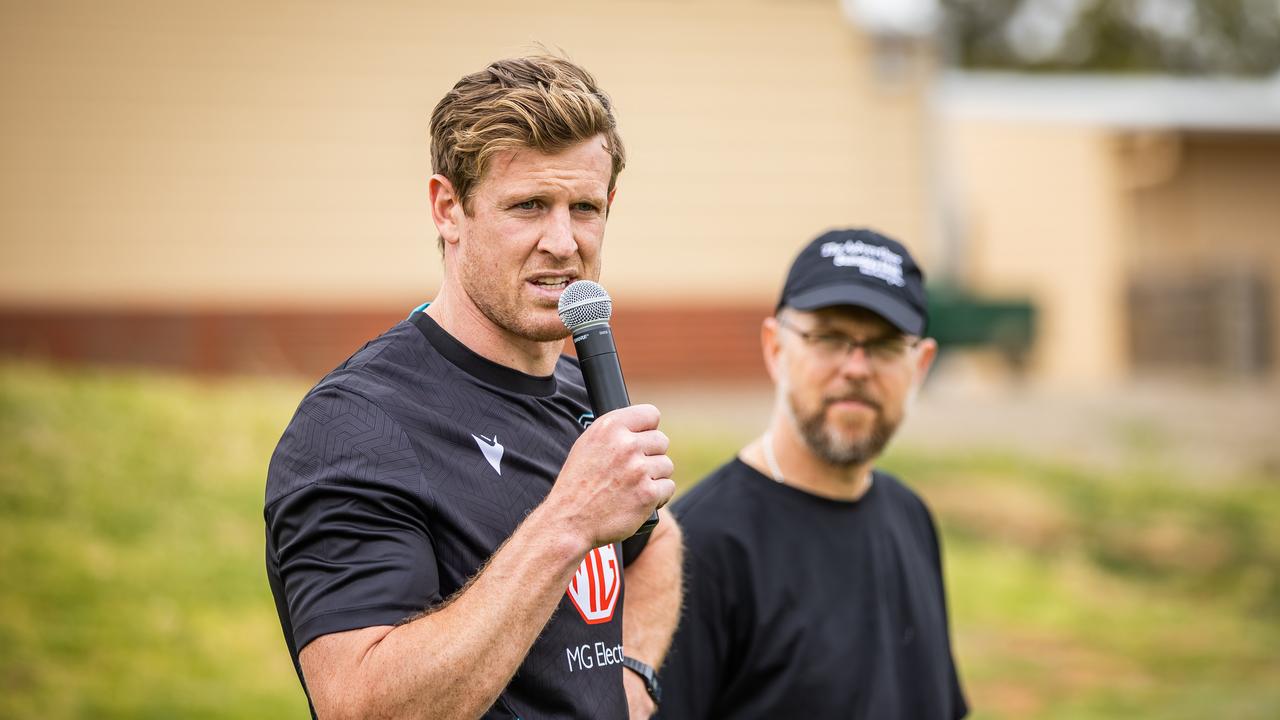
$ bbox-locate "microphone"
[558,280,660,538]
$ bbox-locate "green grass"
[880,450,1280,719]
[2,363,1278,719]
[0,364,308,719]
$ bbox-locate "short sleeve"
[916,491,970,719]
[656,545,735,720]
[265,387,440,651]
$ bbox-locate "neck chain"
[762,431,786,483]
[760,430,875,496]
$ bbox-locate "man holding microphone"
[265,54,682,719]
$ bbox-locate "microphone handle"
[580,349,631,416]
[573,324,660,541]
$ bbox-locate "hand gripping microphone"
[558,280,660,539]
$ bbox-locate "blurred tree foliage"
[941,0,1280,75]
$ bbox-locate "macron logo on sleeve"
[472,433,504,475]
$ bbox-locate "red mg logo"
[566,544,620,624]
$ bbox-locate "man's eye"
[867,337,908,357]
[813,334,849,352]
[572,202,600,213]
[514,200,541,211]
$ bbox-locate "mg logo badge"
[566,544,620,624]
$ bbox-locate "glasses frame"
[775,315,921,368]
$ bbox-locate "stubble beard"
[475,293,569,343]
[459,256,572,344]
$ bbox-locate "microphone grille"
[558,280,613,331]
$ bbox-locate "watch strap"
[621,655,662,706]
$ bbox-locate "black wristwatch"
[621,655,662,706]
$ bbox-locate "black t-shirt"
[657,458,968,720]
[265,312,629,719]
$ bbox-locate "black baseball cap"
[776,228,928,335]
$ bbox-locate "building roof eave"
[935,70,1280,133]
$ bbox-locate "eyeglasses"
[776,316,919,367]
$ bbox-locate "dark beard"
[792,390,898,467]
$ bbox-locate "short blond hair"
[430,54,626,218]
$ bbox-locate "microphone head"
[558,280,613,331]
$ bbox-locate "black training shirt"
[265,312,629,719]
[657,458,968,720]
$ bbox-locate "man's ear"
[429,174,462,245]
[913,337,938,384]
[761,316,783,384]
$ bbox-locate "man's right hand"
[547,403,675,549]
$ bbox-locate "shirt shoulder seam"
[266,383,429,513]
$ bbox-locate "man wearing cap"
[652,229,968,719]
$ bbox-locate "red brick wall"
[0,306,771,383]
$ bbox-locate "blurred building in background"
[937,71,1280,385]
[0,0,934,383]
[2,0,1277,387]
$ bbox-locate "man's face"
[766,306,935,467]
[440,135,614,343]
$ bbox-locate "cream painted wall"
[1129,133,1280,372]
[943,121,1129,385]
[0,0,932,310]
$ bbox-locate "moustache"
[823,390,881,412]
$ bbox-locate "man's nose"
[538,206,577,259]
[836,344,874,379]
